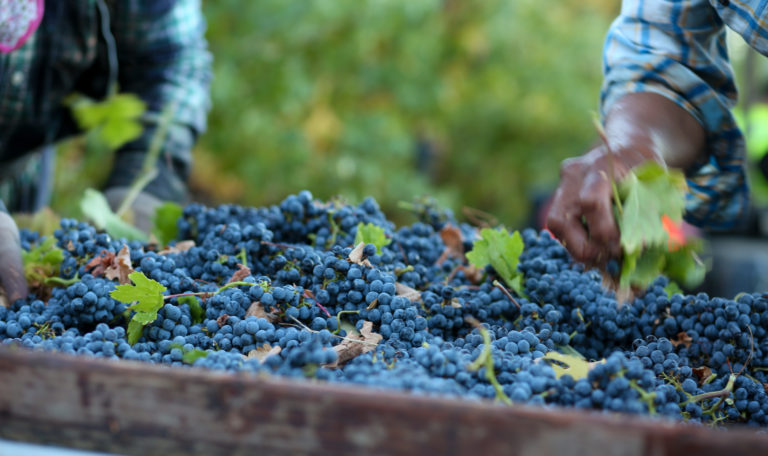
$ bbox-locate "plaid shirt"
[602,0,767,230]
[0,0,211,203]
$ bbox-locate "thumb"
[0,212,28,303]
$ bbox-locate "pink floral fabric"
[0,0,44,53]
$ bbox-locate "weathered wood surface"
[0,346,766,456]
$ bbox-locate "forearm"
[604,92,707,171]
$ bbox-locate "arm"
[104,0,212,203]
[546,0,748,265]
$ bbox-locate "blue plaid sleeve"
[106,0,212,201]
[601,0,750,230]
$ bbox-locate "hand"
[545,145,656,266]
[0,212,28,303]
[545,92,706,266]
[104,187,163,234]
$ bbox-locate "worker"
[0,0,211,302]
[546,0,762,267]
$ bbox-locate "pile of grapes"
[3,191,768,427]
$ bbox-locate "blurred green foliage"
[54,0,618,228]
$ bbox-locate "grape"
[8,192,768,428]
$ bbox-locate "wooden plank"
[0,346,765,456]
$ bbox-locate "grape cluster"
[3,191,768,428]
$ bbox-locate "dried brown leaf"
[395,282,421,302]
[158,240,196,255]
[246,344,282,363]
[228,263,252,284]
[104,245,134,284]
[692,366,712,383]
[216,314,230,328]
[671,331,692,348]
[325,321,382,368]
[245,301,279,323]
[437,225,464,265]
[348,242,373,267]
[86,250,116,278]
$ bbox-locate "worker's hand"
[545,92,706,266]
[104,187,163,234]
[545,145,661,266]
[0,211,28,303]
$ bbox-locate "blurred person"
[0,0,211,301]
[546,0,763,266]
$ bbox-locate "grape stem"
[163,281,259,301]
[465,316,513,406]
[492,280,521,310]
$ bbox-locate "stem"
[493,280,521,310]
[261,240,297,250]
[630,380,657,415]
[163,281,258,301]
[465,316,512,405]
[686,374,736,405]
[287,315,378,347]
[116,102,176,217]
[45,274,80,287]
[332,310,361,335]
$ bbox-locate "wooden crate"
[0,346,766,456]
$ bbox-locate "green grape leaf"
[22,237,65,293]
[101,118,143,150]
[152,202,184,246]
[131,310,157,326]
[620,248,665,289]
[70,93,146,150]
[127,318,145,346]
[178,295,204,324]
[80,188,148,242]
[664,281,683,298]
[354,222,391,254]
[612,163,705,295]
[466,227,525,295]
[182,348,210,365]
[663,242,706,289]
[111,271,166,345]
[616,162,687,253]
[111,271,166,313]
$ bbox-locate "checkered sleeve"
[105,0,212,202]
[601,0,749,230]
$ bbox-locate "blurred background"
[51,0,618,229]
[49,0,768,232]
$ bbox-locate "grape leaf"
[611,163,705,294]
[111,271,166,345]
[466,227,525,296]
[325,321,382,368]
[152,202,183,247]
[22,237,65,295]
[182,348,210,365]
[246,344,282,363]
[354,222,391,254]
[540,352,603,380]
[616,163,686,252]
[126,319,145,345]
[69,93,146,150]
[80,188,148,242]
[178,296,204,324]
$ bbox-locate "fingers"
[546,149,621,265]
[0,212,28,303]
[579,169,621,260]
